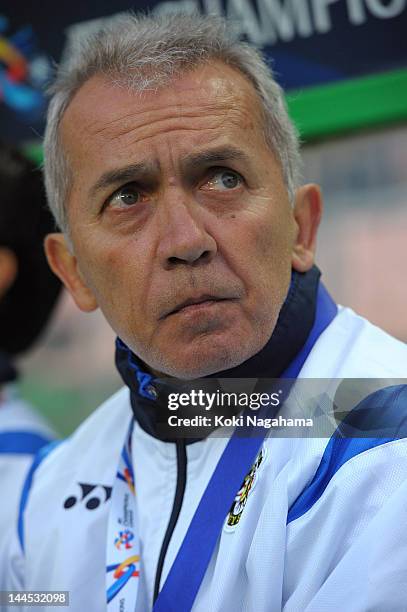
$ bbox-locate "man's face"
[49,62,319,378]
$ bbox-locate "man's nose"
[156,198,217,269]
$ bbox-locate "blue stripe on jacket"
[287,384,407,524]
[0,431,51,455]
[17,440,61,552]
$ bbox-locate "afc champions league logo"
[114,529,134,551]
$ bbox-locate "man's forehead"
[60,61,262,142]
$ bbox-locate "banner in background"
[1,0,406,144]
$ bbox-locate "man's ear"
[291,184,323,273]
[44,233,98,312]
[0,247,18,299]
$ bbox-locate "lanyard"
[106,284,337,611]
[106,419,140,609]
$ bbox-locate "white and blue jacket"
[5,280,407,611]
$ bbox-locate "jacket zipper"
[153,438,187,603]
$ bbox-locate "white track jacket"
[6,307,407,612]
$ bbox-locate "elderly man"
[7,13,407,612]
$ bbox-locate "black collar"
[116,266,321,441]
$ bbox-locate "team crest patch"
[225,447,267,531]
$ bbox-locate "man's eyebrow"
[181,146,252,172]
[88,162,158,198]
[88,147,251,198]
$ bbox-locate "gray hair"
[43,12,302,233]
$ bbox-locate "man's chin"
[150,340,259,380]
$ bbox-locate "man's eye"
[107,184,141,209]
[203,169,243,191]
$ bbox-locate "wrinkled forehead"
[59,60,266,163]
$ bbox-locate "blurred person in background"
[7,13,407,612]
[0,144,61,570]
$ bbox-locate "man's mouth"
[163,295,231,318]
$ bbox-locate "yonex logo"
[63,482,112,510]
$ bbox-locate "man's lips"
[161,295,234,318]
